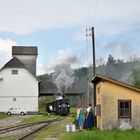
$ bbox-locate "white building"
[0,46,39,114]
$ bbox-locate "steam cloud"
[52,56,79,98]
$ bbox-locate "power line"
[86,0,97,28]
[86,0,92,28]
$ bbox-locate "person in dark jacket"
[83,104,94,130]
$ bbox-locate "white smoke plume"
[52,53,79,98]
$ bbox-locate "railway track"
[0,117,62,139]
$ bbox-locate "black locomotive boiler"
[46,99,70,116]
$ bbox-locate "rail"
[0,117,62,139]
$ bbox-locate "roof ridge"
[92,73,140,92]
[1,57,26,69]
[12,46,38,55]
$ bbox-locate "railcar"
[46,99,70,116]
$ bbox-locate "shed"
[92,74,140,130]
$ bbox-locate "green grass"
[0,136,16,140]
[18,114,59,124]
[0,113,9,119]
[59,129,140,140]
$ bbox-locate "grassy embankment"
[59,129,140,140]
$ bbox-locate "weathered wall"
[96,81,140,130]
[96,82,102,129]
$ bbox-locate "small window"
[13,97,16,101]
[12,70,18,75]
[97,87,100,93]
[118,100,131,118]
[95,104,101,116]
[0,78,3,81]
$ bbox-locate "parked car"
[5,108,26,115]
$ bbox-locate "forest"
[38,54,140,92]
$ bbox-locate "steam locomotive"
[46,98,70,116]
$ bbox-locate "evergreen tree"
[132,68,140,88]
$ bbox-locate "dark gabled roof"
[1,57,26,69]
[92,73,140,93]
[39,81,58,94]
[39,79,87,96]
[12,46,38,55]
[1,57,39,81]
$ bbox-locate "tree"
[132,68,140,88]
[106,54,116,66]
[105,54,116,78]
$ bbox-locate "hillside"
[38,55,140,93]
[38,55,140,107]
[96,55,140,87]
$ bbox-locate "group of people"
[76,104,94,131]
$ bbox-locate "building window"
[12,70,18,75]
[95,104,101,116]
[118,100,131,118]
[0,78,3,81]
[13,97,16,101]
[97,87,100,93]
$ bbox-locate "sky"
[0,0,140,75]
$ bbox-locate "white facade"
[0,68,38,112]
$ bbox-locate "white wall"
[0,68,38,96]
[0,97,38,112]
[0,68,39,112]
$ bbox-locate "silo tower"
[12,46,38,76]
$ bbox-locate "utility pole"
[86,26,96,127]
[92,27,97,127]
[91,27,96,76]
[86,27,96,76]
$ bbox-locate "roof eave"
[91,73,140,93]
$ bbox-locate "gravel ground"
[0,115,40,128]
[0,122,46,138]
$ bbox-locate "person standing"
[83,104,94,130]
[76,104,83,131]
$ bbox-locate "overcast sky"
[0,0,140,75]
